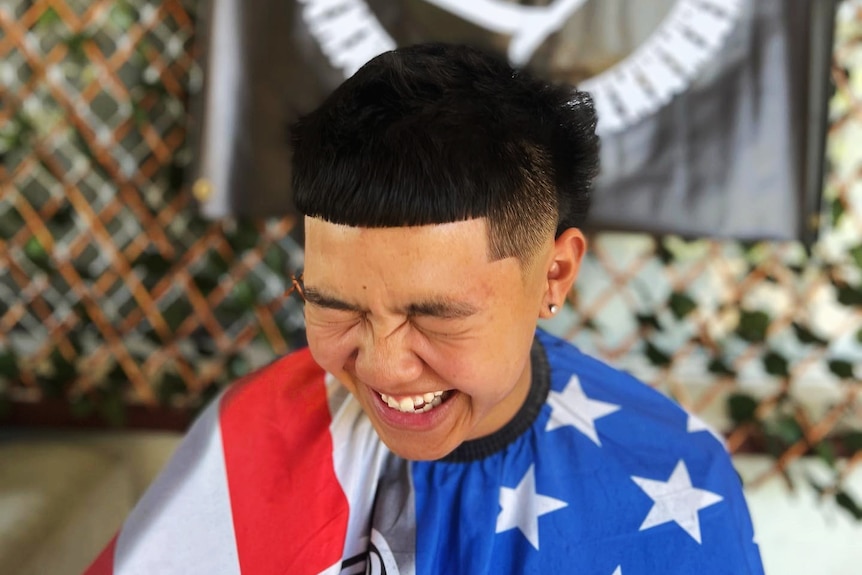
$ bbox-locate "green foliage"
[813,441,837,468]
[836,491,862,520]
[828,359,855,379]
[157,372,188,406]
[227,354,250,379]
[736,310,770,343]
[0,351,20,380]
[831,198,845,227]
[63,32,95,62]
[836,284,862,306]
[644,341,671,366]
[764,415,804,449]
[792,323,829,345]
[727,393,758,424]
[635,313,661,330]
[24,236,52,271]
[707,358,736,376]
[763,351,790,377]
[35,6,61,28]
[668,291,697,319]
[845,432,862,453]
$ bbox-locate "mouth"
[377,390,454,414]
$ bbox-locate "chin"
[379,433,459,462]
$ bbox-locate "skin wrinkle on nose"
[357,315,422,387]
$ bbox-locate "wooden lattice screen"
[0,0,861,510]
[0,0,306,426]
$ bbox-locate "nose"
[353,320,423,389]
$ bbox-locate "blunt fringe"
[291,43,599,263]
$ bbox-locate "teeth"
[379,391,449,414]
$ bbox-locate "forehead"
[304,217,490,260]
[302,217,502,293]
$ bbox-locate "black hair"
[291,42,599,262]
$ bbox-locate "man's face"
[302,216,552,461]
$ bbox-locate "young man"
[86,44,764,574]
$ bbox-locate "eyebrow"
[302,287,363,312]
[302,286,479,319]
[405,299,479,319]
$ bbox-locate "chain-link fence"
[1,0,861,515]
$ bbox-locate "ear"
[540,227,587,318]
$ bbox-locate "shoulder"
[536,329,727,467]
[535,331,763,573]
[219,347,327,418]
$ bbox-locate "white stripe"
[324,374,393,569]
[113,396,241,574]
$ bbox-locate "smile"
[378,390,452,413]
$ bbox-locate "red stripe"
[219,349,349,574]
[83,533,117,574]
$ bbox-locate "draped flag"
[84,331,764,574]
[191,0,834,243]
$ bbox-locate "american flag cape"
[84,330,765,575]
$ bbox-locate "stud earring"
[549,304,559,315]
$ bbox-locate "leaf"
[109,2,136,29]
[263,246,285,274]
[225,220,259,253]
[157,372,187,406]
[0,351,19,379]
[828,359,855,379]
[736,310,770,343]
[851,244,862,269]
[668,291,697,319]
[814,441,836,468]
[50,348,77,382]
[836,285,862,306]
[763,351,789,377]
[836,491,862,521]
[63,32,94,61]
[707,358,736,377]
[655,241,674,265]
[792,323,828,346]
[192,273,218,297]
[765,415,803,446]
[24,236,52,271]
[831,199,845,227]
[162,298,192,332]
[0,206,24,240]
[727,393,758,424]
[36,7,61,27]
[856,328,862,345]
[228,355,250,378]
[844,432,862,453]
[644,341,671,366]
[134,252,172,276]
[636,313,661,330]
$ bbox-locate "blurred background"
[1,1,861,574]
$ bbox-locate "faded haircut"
[291,42,599,264]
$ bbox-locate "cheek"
[306,327,356,375]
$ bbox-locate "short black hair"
[291,42,599,263]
